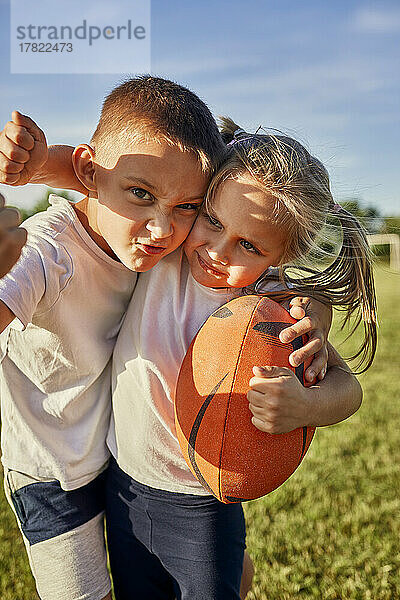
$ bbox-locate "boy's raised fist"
[0,193,27,278]
[0,111,48,186]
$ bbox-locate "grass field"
[0,265,399,599]
[245,265,400,599]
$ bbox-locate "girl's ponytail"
[325,203,377,372]
[282,202,377,373]
[219,117,249,145]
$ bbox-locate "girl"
[104,120,375,599]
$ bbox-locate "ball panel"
[219,400,304,501]
[175,346,233,499]
[189,295,260,395]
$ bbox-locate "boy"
[0,76,332,600]
[0,76,226,600]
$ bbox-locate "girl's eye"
[177,203,201,211]
[130,187,153,201]
[240,239,261,255]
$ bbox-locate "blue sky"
[0,0,399,214]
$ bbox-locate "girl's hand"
[279,296,332,383]
[247,365,309,434]
[0,193,27,278]
[0,111,48,186]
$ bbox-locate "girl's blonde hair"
[209,117,377,372]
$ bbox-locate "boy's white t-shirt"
[108,247,243,494]
[0,195,137,490]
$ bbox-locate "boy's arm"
[0,111,87,193]
[31,145,87,193]
[0,193,27,279]
[247,342,362,434]
[299,342,362,427]
[0,217,48,335]
[0,193,22,333]
[257,271,332,382]
[278,296,332,382]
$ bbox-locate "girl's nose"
[207,246,229,265]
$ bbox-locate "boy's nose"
[146,216,173,239]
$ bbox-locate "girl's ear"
[72,145,97,193]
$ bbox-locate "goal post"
[367,234,400,272]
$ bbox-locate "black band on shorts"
[9,469,107,545]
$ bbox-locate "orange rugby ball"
[174,295,315,503]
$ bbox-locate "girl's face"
[184,174,287,289]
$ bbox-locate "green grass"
[0,483,35,597]
[0,266,399,599]
[245,265,400,599]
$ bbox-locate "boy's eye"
[240,239,261,255]
[130,187,153,201]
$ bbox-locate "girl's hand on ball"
[0,111,48,186]
[279,297,332,382]
[0,193,27,278]
[247,365,309,434]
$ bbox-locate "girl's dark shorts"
[106,457,246,600]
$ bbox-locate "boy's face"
[184,175,287,289]
[92,139,209,272]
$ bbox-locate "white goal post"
[367,234,400,272]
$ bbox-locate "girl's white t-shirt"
[0,196,137,490]
[108,247,243,494]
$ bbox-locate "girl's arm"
[0,111,87,193]
[247,342,362,434]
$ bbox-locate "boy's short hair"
[91,75,226,172]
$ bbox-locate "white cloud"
[351,6,400,33]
